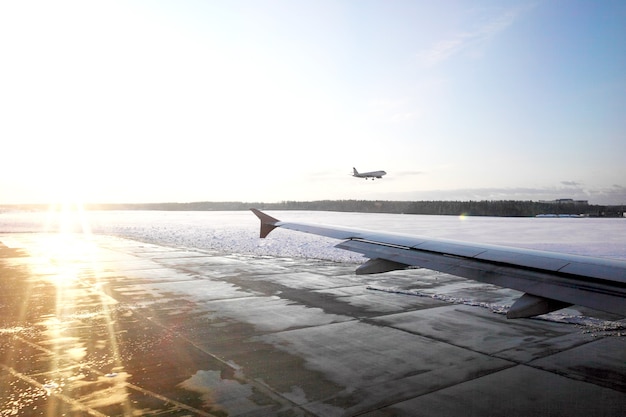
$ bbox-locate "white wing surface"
[251,209,626,319]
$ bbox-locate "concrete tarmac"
[1,233,625,416]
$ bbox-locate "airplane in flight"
[352,167,386,180]
[251,209,626,319]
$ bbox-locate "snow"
[1,209,625,262]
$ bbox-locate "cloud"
[419,5,532,66]
[593,185,626,205]
[380,184,626,205]
[420,34,477,66]
[561,181,583,187]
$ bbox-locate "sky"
[1,0,625,205]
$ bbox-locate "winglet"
[251,209,281,238]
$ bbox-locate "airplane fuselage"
[353,167,386,180]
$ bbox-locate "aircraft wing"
[251,209,626,319]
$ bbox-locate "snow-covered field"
[1,209,625,262]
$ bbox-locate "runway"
[1,232,625,416]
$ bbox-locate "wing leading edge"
[251,209,626,319]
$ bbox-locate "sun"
[40,162,100,234]
[45,198,92,235]
[40,199,95,286]
[38,174,97,286]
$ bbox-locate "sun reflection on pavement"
[2,203,135,416]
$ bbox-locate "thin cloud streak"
[419,5,533,66]
[381,184,626,206]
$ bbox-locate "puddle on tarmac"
[179,369,257,414]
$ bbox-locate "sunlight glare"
[33,196,134,414]
[39,198,96,287]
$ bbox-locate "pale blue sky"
[1,1,625,205]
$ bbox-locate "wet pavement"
[1,233,625,416]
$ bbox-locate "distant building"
[538,198,589,205]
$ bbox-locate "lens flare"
[17,198,135,414]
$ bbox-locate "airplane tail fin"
[251,209,280,238]
[353,167,359,175]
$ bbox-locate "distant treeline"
[6,200,623,217]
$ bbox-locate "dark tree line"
[91,200,622,217]
[4,200,624,217]
[252,200,622,217]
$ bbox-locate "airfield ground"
[1,233,625,416]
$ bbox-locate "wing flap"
[559,260,626,282]
[414,240,487,257]
[475,248,571,271]
[338,239,626,316]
